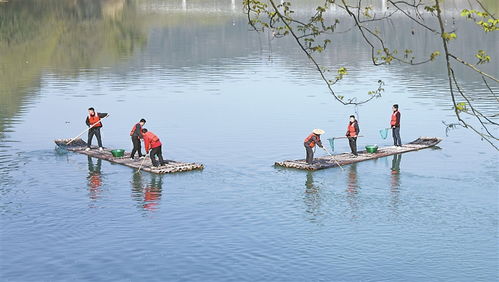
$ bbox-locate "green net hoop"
[379,128,389,139]
[327,138,335,152]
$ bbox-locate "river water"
[1,1,498,281]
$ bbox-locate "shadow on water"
[131,172,164,212]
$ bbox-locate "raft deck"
[55,138,204,174]
[275,137,442,171]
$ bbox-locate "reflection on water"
[346,163,360,219]
[1,0,498,280]
[391,154,402,186]
[303,172,323,222]
[0,0,146,138]
[390,154,402,214]
[131,173,163,212]
[1,0,496,142]
[87,156,102,200]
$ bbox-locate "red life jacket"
[348,122,357,137]
[144,131,162,151]
[88,114,102,128]
[89,174,101,189]
[391,111,399,126]
[130,123,141,136]
[143,188,160,211]
[304,133,320,148]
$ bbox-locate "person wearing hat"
[304,129,325,164]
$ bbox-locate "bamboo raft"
[55,138,204,174]
[275,137,442,171]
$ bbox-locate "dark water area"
[0,0,498,281]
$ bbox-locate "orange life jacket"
[143,131,162,151]
[144,188,160,202]
[89,174,101,189]
[391,111,399,126]
[88,114,102,128]
[304,133,320,148]
[130,123,141,136]
[348,122,357,137]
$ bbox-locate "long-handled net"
[379,128,389,140]
[327,138,335,152]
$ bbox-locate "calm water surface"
[1,1,498,281]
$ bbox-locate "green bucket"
[111,149,125,157]
[365,145,378,153]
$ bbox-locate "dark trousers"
[392,127,402,146]
[348,137,358,155]
[130,136,143,158]
[88,127,102,148]
[391,154,402,171]
[305,145,314,164]
[150,146,166,167]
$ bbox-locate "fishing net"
[379,128,389,139]
[54,138,88,148]
[328,138,335,152]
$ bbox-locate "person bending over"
[304,129,325,164]
[142,128,168,167]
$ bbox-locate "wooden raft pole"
[55,138,204,174]
[275,137,442,171]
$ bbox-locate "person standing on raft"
[304,129,325,164]
[130,119,146,160]
[85,107,108,151]
[391,104,402,147]
[142,128,168,167]
[346,115,360,156]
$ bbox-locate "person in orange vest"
[85,107,108,151]
[391,104,402,146]
[130,118,146,160]
[346,115,360,156]
[141,128,168,167]
[304,129,325,164]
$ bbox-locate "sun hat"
[312,129,325,135]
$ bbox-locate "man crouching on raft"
[142,128,168,167]
[304,129,325,164]
[85,107,109,151]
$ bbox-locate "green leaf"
[456,102,467,112]
[430,51,440,61]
